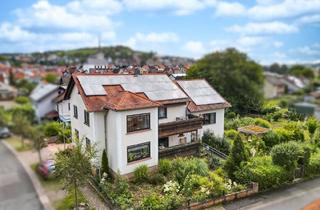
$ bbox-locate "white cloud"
[248,0,320,20]
[15,0,116,32]
[123,0,216,15]
[124,32,179,49]
[273,41,283,48]
[236,36,265,47]
[296,14,320,25]
[227,21,298,35]
[293,45,320,56]
[215,1,246,16]
[183,41,206,57]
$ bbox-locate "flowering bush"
[163,180,180,194]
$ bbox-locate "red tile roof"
[69,73,160,112]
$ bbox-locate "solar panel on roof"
[177,80,226,105]
[77,75,188,100]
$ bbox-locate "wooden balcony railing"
[159,141,201,159]
[158,117,203,138]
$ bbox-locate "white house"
[54,86,71,124]
[30,83,60,122]
[63,73,230,176]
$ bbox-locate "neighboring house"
[63,73,230,176]
[30,83,60,122]
[0,82,17,100]
[264,72,286,99]
[54,86,71,124]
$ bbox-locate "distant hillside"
[0,45,194,67]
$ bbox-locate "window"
[159,137,169,148]
[68,103,70,111]
[127,113,150,133]
[158,107,167,119]
[84,110,90,126]
[73,105,78,119]
[203,112,216,125]
[85,137,91,151]
[127,142,150,163]
[74,129,79,140]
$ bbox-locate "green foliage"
[44,73,58,84]
[224,129,239,140]
[254,118,271,128]
[172,157,209,185]
[289,65,314,79]
[262,131,280,149]
[15,96,30,104]
[158,159,172,176]
[224,134,248,179]
[56,189,88,210]
[312,127,320,145]
[271,141,303,171]
[234,156,289,190]
[149,173,166,185]
[202,131,230,154]
[133,165,149,183]
[187,48,264,114]
[55,138,96,209]
[307,151,320,176]
[208,155,222,170]
[14,79,36,96]
[306,117,318,135]
[225,116,255,130]
[100,174,132,209]
[11,104,35,123]
[0,107,10,127]
[101,149,109,176]
[44,122,62,136]
[140,193,165,210]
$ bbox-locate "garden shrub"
[306,117,318,135]
[271,141,303,171]
[100,174,132,209]
[15,96,30,104]
[159,159,172,175]
[224,134,248,180]
[172,157,209,185]
[140,193,165,210]
[224,129,239,140]
[234,156,289,190]
[202,131,230,154]
[133,165,149,183]
[208,155,222,170]
[182,174,211,202]
[262,131,280,149]
[149,173,166,185]
[254,118,271,128]
[101,149,109,176]
[312,127,320,145]
[307,152,320,176]
[44,122,62,137]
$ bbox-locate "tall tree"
[29,126,45,163]
[55,138,96,210]
[187,48,264,114]
[289,65,314,79]
[12,115,32,147]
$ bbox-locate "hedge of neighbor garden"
[91,102,320,209]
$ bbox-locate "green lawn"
[5,135,33,152]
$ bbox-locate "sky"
[0,0,319,64]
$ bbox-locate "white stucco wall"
[107,108,158,175]
[33,91,59,121]
[193,108,225,138]
[264,81,278,99]
[57,99,71,122]
[158,104,186,123]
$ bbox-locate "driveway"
[0,142,43,210]
[224,178,320,210]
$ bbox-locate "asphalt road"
[0,141,43,210]
[224,178,320,210]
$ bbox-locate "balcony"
[158,116,203,138]
[159,141,201,159]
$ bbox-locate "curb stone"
[2,141,54,210]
